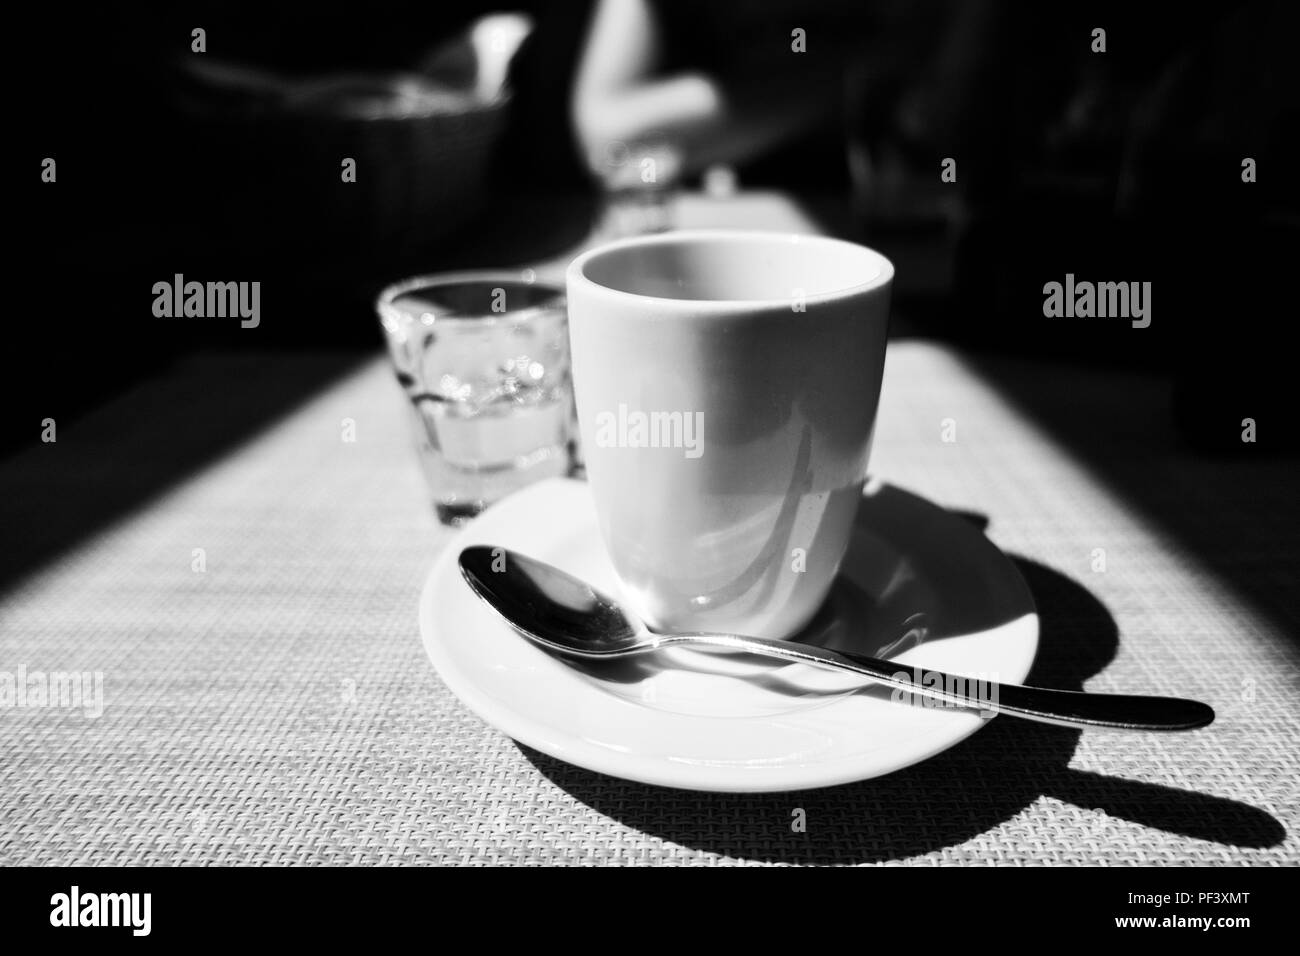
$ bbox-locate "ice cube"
[438,373,474,404]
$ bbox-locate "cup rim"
[375,269,566,328]
[566,229,894,312]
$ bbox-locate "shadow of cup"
[514,495,1284,861]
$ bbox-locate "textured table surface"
[2,195,1296,865]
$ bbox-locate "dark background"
[10,0,1299,459]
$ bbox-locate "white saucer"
[419,477,1038,792]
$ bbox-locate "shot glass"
[376,271,576,524]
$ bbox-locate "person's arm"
[571,0,844,176]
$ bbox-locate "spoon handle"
[663,633,1215,731]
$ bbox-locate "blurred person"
[569,0,1005,198]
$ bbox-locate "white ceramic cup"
[566,230,893,640]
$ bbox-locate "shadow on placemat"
[518,555,1284,864]
[0,351,370,598]
[966,353,1300,659]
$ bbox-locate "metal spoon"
[457,546,1215,731]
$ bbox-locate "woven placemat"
[1,344,1294,865]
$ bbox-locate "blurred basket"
[176,64,511,256]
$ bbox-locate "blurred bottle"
[592,135,683,239]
